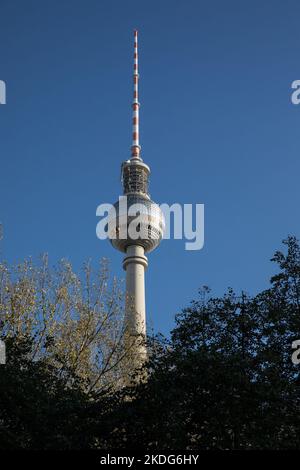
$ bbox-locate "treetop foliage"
[1,236,300,449]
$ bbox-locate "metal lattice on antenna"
[131,30,141,159]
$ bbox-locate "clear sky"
[0,0,299,336]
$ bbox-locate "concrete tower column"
[123,244,148,364]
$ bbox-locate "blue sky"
[0,0,299,336]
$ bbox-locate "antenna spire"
[131,29,141,159]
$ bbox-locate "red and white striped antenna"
[131,29,141,160]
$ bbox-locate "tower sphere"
[108,194,165,254]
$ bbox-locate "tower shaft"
[123,245,148,364]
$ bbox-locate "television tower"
[108,30,164,371]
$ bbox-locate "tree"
[0,255,127,393]
[0,334,113,449]
[2,236,300,450]
[104,236,300,450]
